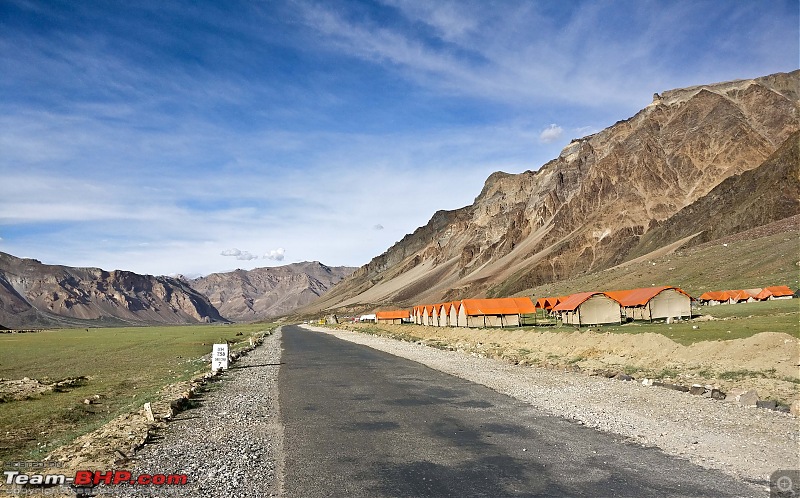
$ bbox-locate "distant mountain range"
[301,70,800,314]
[190,262,356,322]
[0,254,355,328]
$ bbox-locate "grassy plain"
[0,323,274,463]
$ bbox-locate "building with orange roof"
[456,297,536,328]
[552,292,622,326]
[376,310,411,324]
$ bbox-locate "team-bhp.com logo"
[4,469,188,495]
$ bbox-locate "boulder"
[789,400,800,417]
[614,373,634,381]
[710,389,726,400]
[737,389,759,407]
[756,400,777,410]
[689,384,705,395]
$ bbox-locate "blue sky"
[1,0,797,277]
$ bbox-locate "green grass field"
[0,323,274,463]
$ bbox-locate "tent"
[457,297,536,328]
[606,286,692,321]
[755,285,795,300]
[376,310,410,324]
[552,292,621,326]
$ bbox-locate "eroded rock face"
[191,262,356,322]
[309,71,800,310]
[0,253,226,328]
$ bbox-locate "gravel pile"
[312,325,798,487]
[97,328,283,497]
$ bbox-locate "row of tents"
[697,286,795,305]
[372,284,795,329]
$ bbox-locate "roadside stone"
[756,400,777,410]
[614,373,634,381]
[689,384,705,395]
[710,389,726,400]
[737,390,759,407]
[790,400,800,417]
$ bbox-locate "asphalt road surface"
[279,325,758,497]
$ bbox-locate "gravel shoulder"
[306,325,799,486]
[99,328,284,497]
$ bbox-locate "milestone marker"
[212,343,229,372]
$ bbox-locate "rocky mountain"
[191,262,356,322]
[630,129,800,257]
[303,70,800,313]
[0,252,226,328]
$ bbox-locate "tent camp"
[376,310,410,324]
[457,297,536,328]
[552,292,622,326]
[606,286,692,321]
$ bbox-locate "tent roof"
[460,297,535,316]
[756,285,795,299]
[552,292,619,312]
[699,290,732,301]
[606,286,692,307]
[376,310,410,320]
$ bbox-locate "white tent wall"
[563,295,621,325]
[449,306,459,327]
[648,289,691,320]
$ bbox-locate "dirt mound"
[0,376,88,402]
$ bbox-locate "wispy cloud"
[1,0,796,276]
[539,124,564,144]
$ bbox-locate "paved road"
[279,325,758,497]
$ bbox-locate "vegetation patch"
[0,323,274,463]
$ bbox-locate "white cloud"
[539,124,564,144]
[264,248,285,261]
[220,248,259,260]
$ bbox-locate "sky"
[1,0,798,277]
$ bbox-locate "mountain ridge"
[302,70,800,314]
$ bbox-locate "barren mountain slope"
[629,130,800,258]
[191,262,356,322]
[0,252,225,328]
[306,71,800,313]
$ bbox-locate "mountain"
[190,262,357,322]
[629,129,800,257]
[302,71,800,313]
[0,252,226,328]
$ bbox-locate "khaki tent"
[376,310,410,325]
[457,297,536,328]
[552,292,621,326]
[755,285,795,300]
[606,286,692,321]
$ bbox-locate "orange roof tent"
[376,310,410,321]
[605,286,693,321]
[552,292,622,326]
[698,290,733,303]
[535,297,561,311]
[458,297,536,328]
[755,285,795,300]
